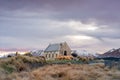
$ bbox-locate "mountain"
[99,48,120,58]
[30,50,44,56]
[0,48,30,52]
[72,50,99,57]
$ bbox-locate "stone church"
[44,42,71,60]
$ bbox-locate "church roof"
[44,43,61,52]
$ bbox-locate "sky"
[0,0,120,53]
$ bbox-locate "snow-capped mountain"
[0,51,28,58]
[72,50,99,57]
[99,48,120,58]
[30,50,44,56]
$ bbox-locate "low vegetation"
[55,55,73,60]
[0,64,120,80]
[0,55,120,80]
[0,55,46,73]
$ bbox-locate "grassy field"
[0,56,120,80]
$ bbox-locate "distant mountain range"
[1,48,120,58]
[72,50,99,57]
[99,48,120,58]
[0,48,33,52]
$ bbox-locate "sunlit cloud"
[66,35,93,40]
[63,20,99,31]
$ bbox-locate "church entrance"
[64,51,67,56]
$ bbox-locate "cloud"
[0,0,120,53]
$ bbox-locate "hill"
[99,48,120,58]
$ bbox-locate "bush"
[0,55,46,73]
[1,64,16,73]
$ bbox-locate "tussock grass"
[0,55,45,73]
[0,56,120,80]
[1,64,118,80]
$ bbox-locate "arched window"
[46,54,47,58]
[49,54,51,58]
[56,54,58,57]
[52,54,54,58]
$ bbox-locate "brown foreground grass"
[0,63,120,80]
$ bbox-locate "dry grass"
[0,63,119,80]
[0,56,120,80]
[56,56,73,60]
[0,55,45,73]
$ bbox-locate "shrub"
[0,55,46,73]
[1,64,16,73]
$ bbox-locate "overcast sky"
[0,0,120,53]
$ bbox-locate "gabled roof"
[44,43,61,52]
